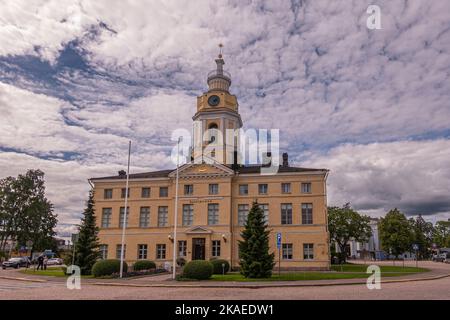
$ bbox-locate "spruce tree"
[71,190,100,275]
[238,201,275,278]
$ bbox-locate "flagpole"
[119,140,131,278]
[172,137,181,280]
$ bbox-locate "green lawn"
[208,264,429,282]
[20,267,94,278]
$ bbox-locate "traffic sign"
[276,233,282,249]
[412,243,419,251]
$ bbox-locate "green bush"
[210,259,230,274]
[133,260,156,271]
[91,259,128,277]
[182,260,213,280]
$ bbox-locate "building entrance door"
[192,238,205,260]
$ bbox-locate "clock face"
[208,95,220,106]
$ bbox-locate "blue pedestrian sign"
[412,244,419,251]
[276,233,282,249]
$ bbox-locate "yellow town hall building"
[90,52,330,270]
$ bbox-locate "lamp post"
[172,137,181,280]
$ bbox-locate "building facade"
[90,53,330,270]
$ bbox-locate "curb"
[90,273,450,289]
[0,275,47,283]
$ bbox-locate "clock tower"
[192,45,242,165]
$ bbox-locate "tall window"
[121,188,130,198]
[104,189,113,199]
[281,203,292,225]
[159,187,168,197]
[116,244,126,259]
[209,183,219,195]
[138,244,148,260]
[212,240,221,257]
[282,243,293,260]
[281,183,291,193]
[301,203,313,225]
[101,208,112,228]
[139,207,150,228]
[258,204,269,224]
[208,203,219,225]
[301,182,312,193]
[238,204,249,226]
[178,240,187,257]
[158,206,168,227]
[239,184,248,195]
[258,184,268,194]
[119,207,129,228]
[156,244,166,259]
[99,245,108,260]
[141,187,151,198]
[184,184,194,195]
[303,243,314,260]
[182,204,193,226]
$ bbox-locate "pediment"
[185,226,213,234]
[169,161,234,178]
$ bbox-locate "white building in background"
[337,218,416,261]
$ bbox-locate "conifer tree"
[70,190,100,275]
[238,201,275,278]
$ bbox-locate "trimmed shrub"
[92,259,128,277]
[210,259,230,274]
[182,260,213,280]
[133,260,156,271]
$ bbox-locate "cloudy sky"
[1,0,449,237]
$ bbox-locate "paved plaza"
[0,261,449,300]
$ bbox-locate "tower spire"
[218,43,223,58]
[207,43,231,92]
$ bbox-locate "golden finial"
[218,43,223,58]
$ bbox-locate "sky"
[0,0,449,238]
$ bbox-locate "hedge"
[133,260,156,271]
[182,260,213,280]
[92,259,128,277]
[210,259,230,274]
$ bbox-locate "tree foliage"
[0,170,57,254]
[379,208,414,258]
[238,201,275,278]
[433,220,450,248]
[328,203,372,263]
[67,190,100,275]
[409,215,434,259]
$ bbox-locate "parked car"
[46,258,63,266]
[432,253,447,262]
[2,257,31,269]
[444,253,450,264]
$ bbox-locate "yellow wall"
[92,168,329,270]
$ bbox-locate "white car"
[46,258,63,265]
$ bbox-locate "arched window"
[208,123,218,143]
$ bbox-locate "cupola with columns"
[192,44,242,165]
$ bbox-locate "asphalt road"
[0,261,448,300]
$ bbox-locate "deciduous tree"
[328,203,372,263]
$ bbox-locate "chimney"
[118,170,126,177]
[282,153,289,167]
[262,152,272,167]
